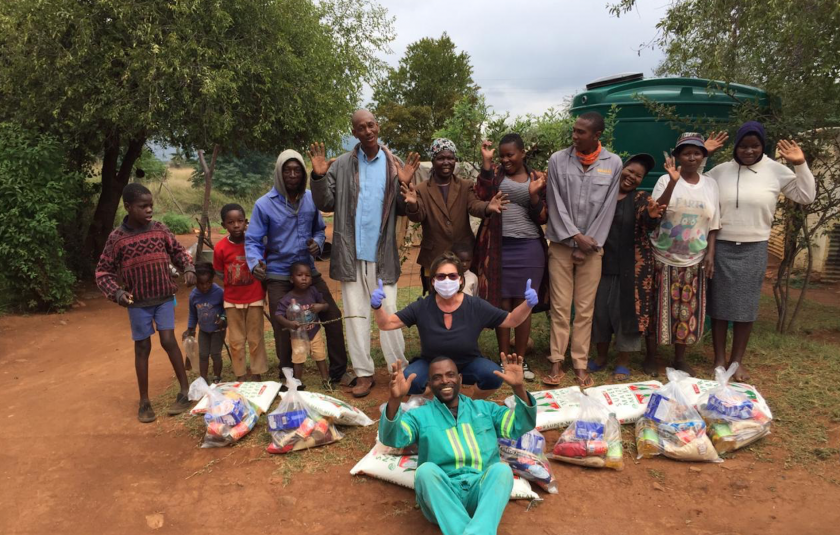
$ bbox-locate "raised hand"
[371,278,386,309]
[664,156,681,182]
[524,279,538,307]
[480,140,495,170]
[777,140,806,165]
[308,142,330,176]
[389,360,416,400]
[493,352,525,389]
[252,260,267,281]
[529,171,547,197]
[184,271,196,287]
[400,181,418,205]
[646,196,667,218]
[398,152,421,184]
[704,131,729,154]
[486,191,509,214]
[307,238,320,257]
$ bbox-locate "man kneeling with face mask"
[372,252,537,399]
[380,354,536,535]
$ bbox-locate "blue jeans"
[404,357,503,395]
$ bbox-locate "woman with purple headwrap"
[705,122,815,381]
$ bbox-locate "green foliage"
[0,123,86,311]
[437,100,620,171]
[0,0,395,262]
[134,149,167,181]
[373,33,479,155]
[160,213,195,235]
[191,150,275,196]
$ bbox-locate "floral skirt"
[653,260,706,345]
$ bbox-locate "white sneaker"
[522,360,535,382]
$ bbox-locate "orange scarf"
[576,141,602,166]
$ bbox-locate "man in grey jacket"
[543,111,622,388]
[309,109,420,397]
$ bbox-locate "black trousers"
[266,276,348,381]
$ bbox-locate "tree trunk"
[786,223,814,332]
[195,145,220,261]
[83,133,146,268]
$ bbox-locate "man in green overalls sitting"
[380,353,536,535]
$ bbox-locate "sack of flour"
[584,381,663,424]
[505,386,582,431]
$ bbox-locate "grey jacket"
[310,144,407,284]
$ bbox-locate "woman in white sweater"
[706,121,815,381]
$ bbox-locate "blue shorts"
[404,357,503,395]
[127,299,176,341]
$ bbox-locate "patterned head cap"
[428,138,457,160]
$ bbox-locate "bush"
[191,150,275,196]
[160,213,195,235]
[0,123,86,310]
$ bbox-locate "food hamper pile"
[547,392,624,470]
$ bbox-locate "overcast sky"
[367,0,668,118]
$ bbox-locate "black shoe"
[138,401,156,423]
[167,393,192,416]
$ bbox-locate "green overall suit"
[379,393,536,535]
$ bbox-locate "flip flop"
[613,366,631,381]
[574,374,595,389]
[541,371,565,387]
[587,360,607,373]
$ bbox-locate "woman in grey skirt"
[706,121,815,381]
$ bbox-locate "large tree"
[0,0,394,265]
[610,0,840,332]
[372,33,478,155]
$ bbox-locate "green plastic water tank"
[570,73,770,189]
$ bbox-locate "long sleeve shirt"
[379,393,536,478]
[96,218,194,307]
[187,284,225,332]
[244,189,326,279]
[707,158,816,242]
[545,146,623,247]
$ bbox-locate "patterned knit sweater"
[96,217,195,307]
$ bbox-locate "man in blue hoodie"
[246,149,349,385]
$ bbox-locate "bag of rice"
[584,381,663,424]
[698,364,772,453]
[505,386,582,431]
[292,391,375,426]
[349,451,539,500]
[635,369,720,463]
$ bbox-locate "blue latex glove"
[371,278,386,309]
[524,278,538,308]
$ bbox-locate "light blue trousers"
[414,462,513,535]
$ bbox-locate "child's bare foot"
[712,358,726,370]
[138,401,156,423]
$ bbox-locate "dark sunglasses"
[433,273,460,281]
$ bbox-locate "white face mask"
[434,278,460,299]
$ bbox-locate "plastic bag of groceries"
[266,368,343,454]
[698,363,771,453]
[547,392,624,470]
[188,377,258,448]
[299,391,375,427]
[499,430,558,492]
[635,368,720,462]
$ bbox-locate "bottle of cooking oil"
[605,413,624,470]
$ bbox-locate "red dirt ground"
[2,231,840,534]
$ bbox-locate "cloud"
[368,0,667,117]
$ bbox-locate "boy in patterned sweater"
[96,183,196,423]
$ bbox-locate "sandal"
[541,372,565,387]
[574,373,595,389]
[587,359,607,373]
[613,366,631,381]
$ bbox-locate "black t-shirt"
[395,294,508,365]
[602,194,631,276]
